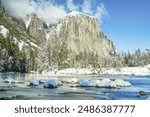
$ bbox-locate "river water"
[0,73,150,100]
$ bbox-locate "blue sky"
[99,0,150,52]
[2,0,150,52]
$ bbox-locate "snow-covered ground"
[51,64,150,76]
[101,65,150,76]
[0,25,9,38]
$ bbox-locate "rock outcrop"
[28,13,47,43]
[47,11,116,57]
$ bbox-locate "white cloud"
[66,0,78,11]
[82,0,93,15]
[1,0,36,21]
[1,0,67,24]
[94,3,109,23]
[37,3,67,24]
[1,0,108,25]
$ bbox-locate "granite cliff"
[0,3,116,72]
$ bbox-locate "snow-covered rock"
[96,78,131,88]
[0,25,9,38]
[114,79,132,87]
[77,79,100,87]
[43,79,60,88]
[71,78,78,83]
[77,79,92,87]
[96,79,116,88]
[88,79,101,86]
[4,78,17,84]
[29,80,39,86]
[39,79,47,84]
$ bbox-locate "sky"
[1,0,150,52]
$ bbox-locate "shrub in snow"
[4,78,17,84]
[114,79,131,87]
[44,79,60,88]
[29,80,39,86]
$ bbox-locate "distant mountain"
[0,3,116,72]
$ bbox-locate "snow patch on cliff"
[0,25,9,38]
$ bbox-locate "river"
[0,73,150,100]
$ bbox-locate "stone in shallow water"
[114,79,132,87]
[77,79,92,87]
[96,78,132,88]
[4,78,17,84]
[77,79,100,87]
[39,79,47,84]
[96,80,116,88]
[44,79,60,88]
[29,80,39,86]
[0,89,7,92]
[139,91,150,96]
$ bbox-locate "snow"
[43,79,60,88]
[0,25,9,38]
[57,68,97,75]
[29,80,39,86]
[56,23,62,34]
[67,11,96,19]
[24,16,31,28]
[114,79,132,87]
[46,32,50,40]
[40,64,150,76]
[13,37,18,44]
[78,79,92,87]
[77,78,131,88]
[18,40,25,51]
[101,66,150,76]
[96,79,116,88]
[4,78,17,84]
[30,42,40,49]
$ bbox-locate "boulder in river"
[29,80,40,86]
[4,78,17,84]
[139,90,150,96]
[44,79,60,88]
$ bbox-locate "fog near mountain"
[1,0,108,25]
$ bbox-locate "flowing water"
[0,73,150,100]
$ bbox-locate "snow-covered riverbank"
[43,64,150,76]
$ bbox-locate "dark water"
[0,73,150,100]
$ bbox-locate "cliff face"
[28,13,47,43]
[47,11,116,57]
[0,4,39,72]
[0,2,116,71]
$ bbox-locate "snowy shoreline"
[39,64,150,77]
